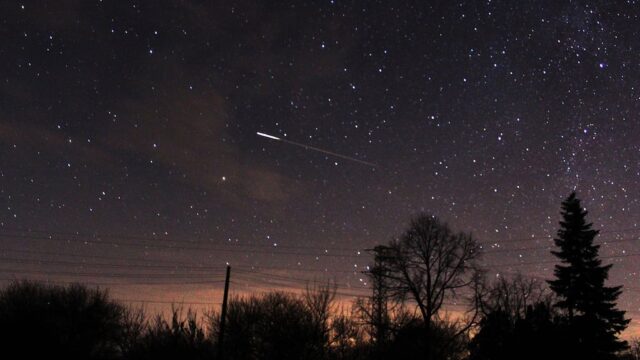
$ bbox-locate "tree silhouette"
[548,192,629,359]
[376,214,481,359]
[469,275,562,360]
[124,306,212,360]
[303,281,337,357]
[209,291,326,360]
[623,337,640,360]
[382,316,468,360]
[328,308,367,360]
[470,301,567,360]
[0,280,127,360]
[476,273,551,321]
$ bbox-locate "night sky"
[2,1,640,334]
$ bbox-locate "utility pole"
[365,246,391,358]
[217,265,231,359]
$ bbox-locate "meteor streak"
[256,132,281,141]
[256,132,378,168]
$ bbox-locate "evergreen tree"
[547,192,629,359]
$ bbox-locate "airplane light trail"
[256,132,378,168]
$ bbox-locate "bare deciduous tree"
[304,281,337,333]
[377,214,481,333]
[476,273,551,322]
[303,281,337,356]
[119,306,147,355]
[626,338,640,360]
[208,291,325,360]
[329,307,366,359]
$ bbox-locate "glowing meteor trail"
[256,132,378,168]
[256,132,281,141]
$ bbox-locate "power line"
[480,236,640,254]
[0,267,228,280]
[3,228,640,305]
[0,227,364,252]
[2,226,640,257]
[234,271,343,288]
[0,256,228,271]
[0,257,370,288]
[3,244,640,285]
[115,299,221,306]
[0,230,614,259]
[0,250,366,274]
[481,250,640,268]
[0,233,364,258]
[0,265,362,290]
[475,227,640,245]
[231,277,371,298]
[2,248,640,281]
[0,276,222,287]
[5,271,640,317]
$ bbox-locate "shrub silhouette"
[0,280,126,359]
[210,291,325,360]
[469,302,565,360]
[328,308,368,360]
[124,306,212,360]
[381,317,468,360]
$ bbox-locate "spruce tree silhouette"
[548,192,629,360]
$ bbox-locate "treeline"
[0,192,636,359]
[0,280,406,360]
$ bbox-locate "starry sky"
[2,0,640,334]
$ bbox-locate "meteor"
[256,132,280,141]
[256,131,378,168]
